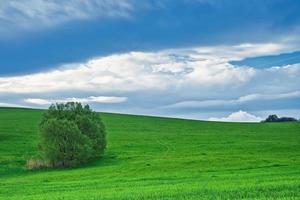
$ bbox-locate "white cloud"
[0,102,26,108]
[0,52,174,93]
[239,91,300,101]
[24,98,51,105]
[24,96,127,105]
[165,90,300,109]
[2,43,287,94]
[0,0,133,32]
[209,110,262,122]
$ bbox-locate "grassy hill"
[0,108,299,200]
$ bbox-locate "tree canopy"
[36,102,106,168]
[263,114,297,123]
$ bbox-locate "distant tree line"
[262,114,299,123]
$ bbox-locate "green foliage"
[38,102,106,167]
[263,114,297,122]
[1,108,300,199]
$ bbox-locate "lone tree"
[264,114,279,122]
[36,102,106,168]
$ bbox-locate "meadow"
[0,107,299,199]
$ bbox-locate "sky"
[0,0,300,122]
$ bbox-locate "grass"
[0,107,300,199]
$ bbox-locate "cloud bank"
[0,42,294,94]
[24,96,127,105]
[209,111,262,122]
[0,41,299,121]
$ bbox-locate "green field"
[0,108,300,199]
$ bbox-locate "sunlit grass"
[0,108,299,199]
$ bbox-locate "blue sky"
[0,0,300,121]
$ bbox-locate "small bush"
[30,102,106,168]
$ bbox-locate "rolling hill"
[0,107,299,200]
